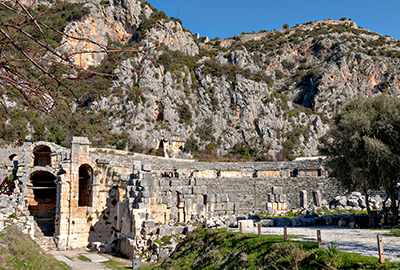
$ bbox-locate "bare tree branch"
[0,0,171,143]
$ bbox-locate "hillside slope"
[151,228,400,269]
[0,223,69,269]
[2,1,400,161]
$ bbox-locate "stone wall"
[0,138,118,249]
[95,154,336,214]
[0,137,346,256]
[199,175,341,214]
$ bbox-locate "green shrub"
[184,136,199,153]
[157,48,200,72]
[282,60,296,70]
[136,7,170,39]
[178,104,192,124]
[127,86,146,105]
[282,139,295,161]
[99,0,109,6]
[275,69,285,80]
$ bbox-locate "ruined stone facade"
[0,137,341,255]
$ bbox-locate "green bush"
[275,70,285,80]
[184,136,199,153]
[282,60,296,70]
[178,104,192,124]
[127,86,146,105]
[282,139,295,161]
[157,48,200,72]
[136,6,170,39]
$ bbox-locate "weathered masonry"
[0,137,340,253]
[0,138,117,248]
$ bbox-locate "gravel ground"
[236,226,400,262]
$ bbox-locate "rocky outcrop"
[59,0,198,68]
[60,3,109,68]
[103,18,400,159]
[5,1,400,160]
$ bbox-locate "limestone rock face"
[8,2,400,160]
[58,0,198,68]
[145,20,199,56]
[59,4,109,68]
[101,0,143,43]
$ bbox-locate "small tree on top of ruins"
[320,94,400,226]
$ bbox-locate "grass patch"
[102,259,130,270]
[319,209,368,216]
[369,228,400,237]
[103,259,154,270]
[78,255,91,262]
[258,208,369,219]
[0,224,70,270]
[151,228,400,269]
[384,229,400,237]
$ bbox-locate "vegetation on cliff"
[2,0,400,162]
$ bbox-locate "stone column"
[300,190,307,209]
[313,190,322,207]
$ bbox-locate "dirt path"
[239,226,400,262]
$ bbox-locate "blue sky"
[147,0,400,40]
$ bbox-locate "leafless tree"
[0,0,166,141]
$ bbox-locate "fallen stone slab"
[81,253,109,263]
[53,255,72,264]
[239,219,254,228]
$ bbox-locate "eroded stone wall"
[1,137,344,255]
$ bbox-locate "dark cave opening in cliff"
[155,101,164,122]
[28,171,57,236]
[158,139,167,157]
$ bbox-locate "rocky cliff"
[3,1,400,161]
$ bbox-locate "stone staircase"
[33,221,58,251]
[35,235,58,251]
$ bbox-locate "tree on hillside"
[0,0,166,143]
[320,94,400,226]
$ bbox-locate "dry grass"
[0,223,69,270]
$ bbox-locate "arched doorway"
[28,171,56,236]
[79,164,93,207]
[33,145,51,166]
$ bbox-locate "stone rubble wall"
[91,153,336,212]
[198,175,341,214]
[100,155,347,258]
[0,139,349,257]
[114,162,234,256]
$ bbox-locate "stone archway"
[33,145,51,166]
[79,164,93,207]
[28,171,57,236]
